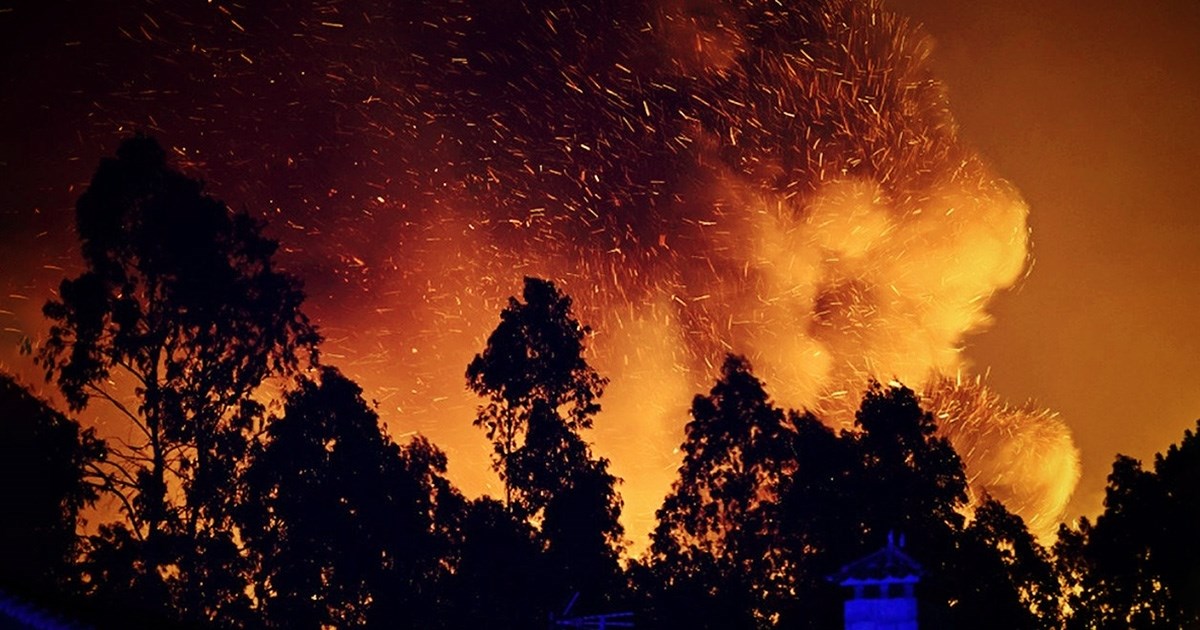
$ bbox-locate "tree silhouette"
[443,497,548,628]
[466,277,607,510]
[645,371,1053,629]
[523,404,626,607]
[0,373,104,608]
[466,277,624,615]
[773,410,859,628]
[850,381,969,541]
[845,381,969,627]
[1154,421,1200,624]
[239,367,459,629]
[646,355,799,628]
[1055,421,1200,628]
[957,497,1060,629]
[37,135,320,624]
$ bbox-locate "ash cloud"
[0,0,1078,540]
[363,0,1079,535]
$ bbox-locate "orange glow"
[0,0,1104,554]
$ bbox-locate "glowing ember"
[0,0,1078,546]
[922,374,1079,538]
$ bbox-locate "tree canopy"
[37,135,320,625]
[466,277,625,618]
[644,364,1059,629]
[1055,421,1200,628]
[239,367,460,629]
[466,277,608,511]
[0,373,104,607]
[17,137,1199,629]
[647,355,800,628]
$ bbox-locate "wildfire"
[921,374,1079,538]
[1,0,1079,547]
[304,0,1078,545]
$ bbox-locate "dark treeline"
[2,138,1198,628]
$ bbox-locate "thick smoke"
[922,375,1080,537]
[1,0,1079,543]
[295,0,1080,541]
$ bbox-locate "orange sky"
[2,0,1198,541]
[889,0,1200,520]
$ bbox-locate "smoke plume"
[331,0,1079,538]
[1,0,1080,542]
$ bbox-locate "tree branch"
[84,460,146,541]
[85,383,151,440]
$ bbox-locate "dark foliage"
[466,277,608,513]
[958,497,1061,629]
[645,355,799,628]
[772,410,859,628]
[24,142,1195,628]
[1055,421,1200,629]
[466,277,626,619]
[443,497,548,628]
[830,382,1058,629]
[846,381,968,627]
[37,135,319,625]
[239,367,460,628]
[851,381,969,539]
[644,365,1056,629]
[0,374,104,607]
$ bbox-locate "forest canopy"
[1,137,1196,629]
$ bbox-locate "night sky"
[2,0,1197,545]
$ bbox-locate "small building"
[829,532,922,630]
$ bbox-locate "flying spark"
[0,0,1079,546]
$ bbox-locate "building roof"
[830,532,923,586]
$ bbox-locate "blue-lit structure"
[0,589,89,630]
[550,592,634,629]
[830,532,922,630]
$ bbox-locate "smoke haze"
[0,0,1079,542]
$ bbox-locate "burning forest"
[1,0,1197,627]
[3,0,1079,539]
